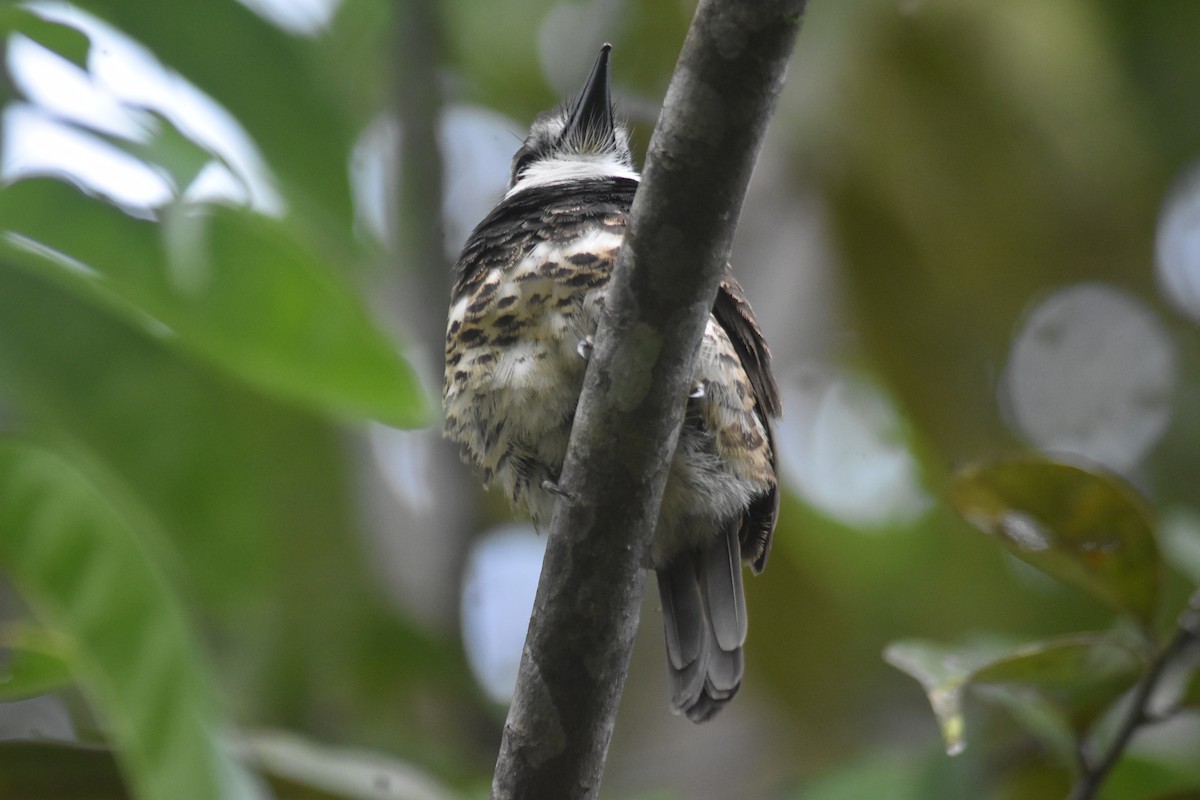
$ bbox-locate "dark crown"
[507,44,635,189]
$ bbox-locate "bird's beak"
[563,43,615,148]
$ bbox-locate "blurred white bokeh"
[1001,282,1176,474]
[460,524,546,703]
[438,105,521,254]
[353,105,516,253]
[1156,160,1200,325]
[1159,507,1200,587]
[776,367,930,528]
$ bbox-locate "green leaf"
[0,624,74,702]
[0,260,466,741]
[0,178,429,428]
[1180,664,1200,710]
[970,634,1144,734]
[886,634,1145,757]
[0,440,265,800]
[792,749,958,800]
[72,0,358,230]
[1102,750,1200,800]
[949,458,1161,625]
[87,110,217,194]
[0,8,92,68]
[884,638,1015,755]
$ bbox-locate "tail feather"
[703,522,747,652]
[656,525,747,723]
[658,554,705,670]
[702,644,743,696]
[665,631,710,711]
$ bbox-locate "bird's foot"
[575,335,594,361]
[541,479,575,501]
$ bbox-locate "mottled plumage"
[443,45,780,722]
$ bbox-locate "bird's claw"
[541,479,575,501]
[575,335,594,361]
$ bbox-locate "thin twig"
[1068,590,1200,800]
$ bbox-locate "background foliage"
[1,0,1199,798]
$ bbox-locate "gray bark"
[491,2,809,798]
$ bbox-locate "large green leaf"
[0,441,265,800]
[0,178,428,428]
[949,458,1161,625]
[71,0,358,231]
[886,634,1145,756]
[0,258,467,745]
[884,638,1015,755]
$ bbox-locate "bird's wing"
[713,273,780,574]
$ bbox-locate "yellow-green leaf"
[950,458,1160,624]
[0,178,429,428]
[884,638,1014,755]
[0,624,74,702]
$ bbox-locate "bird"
[442,43,780,723]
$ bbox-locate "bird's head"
[505,44,638,196]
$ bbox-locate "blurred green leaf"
[0,440,265,800]
[0,624,74,702]
[245,730,462,800]
[886,634,1144,757]
[793,750,956,800]
[88,110,217,194]
[73,0,358,231]
[884,638,1015,755]
[949,458,1161,625]
[0,7,91,68]
[826,1,1160,462]
[1181,666,1200,710]
[0,178,428,427]
[971,634,1144,734]
[1101,749,1200,800]
[442,0,558,118]
[971,686,1078,770]
[0,260,470,748]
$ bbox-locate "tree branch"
[1068,589,1200,800]
[490,2,807,798]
